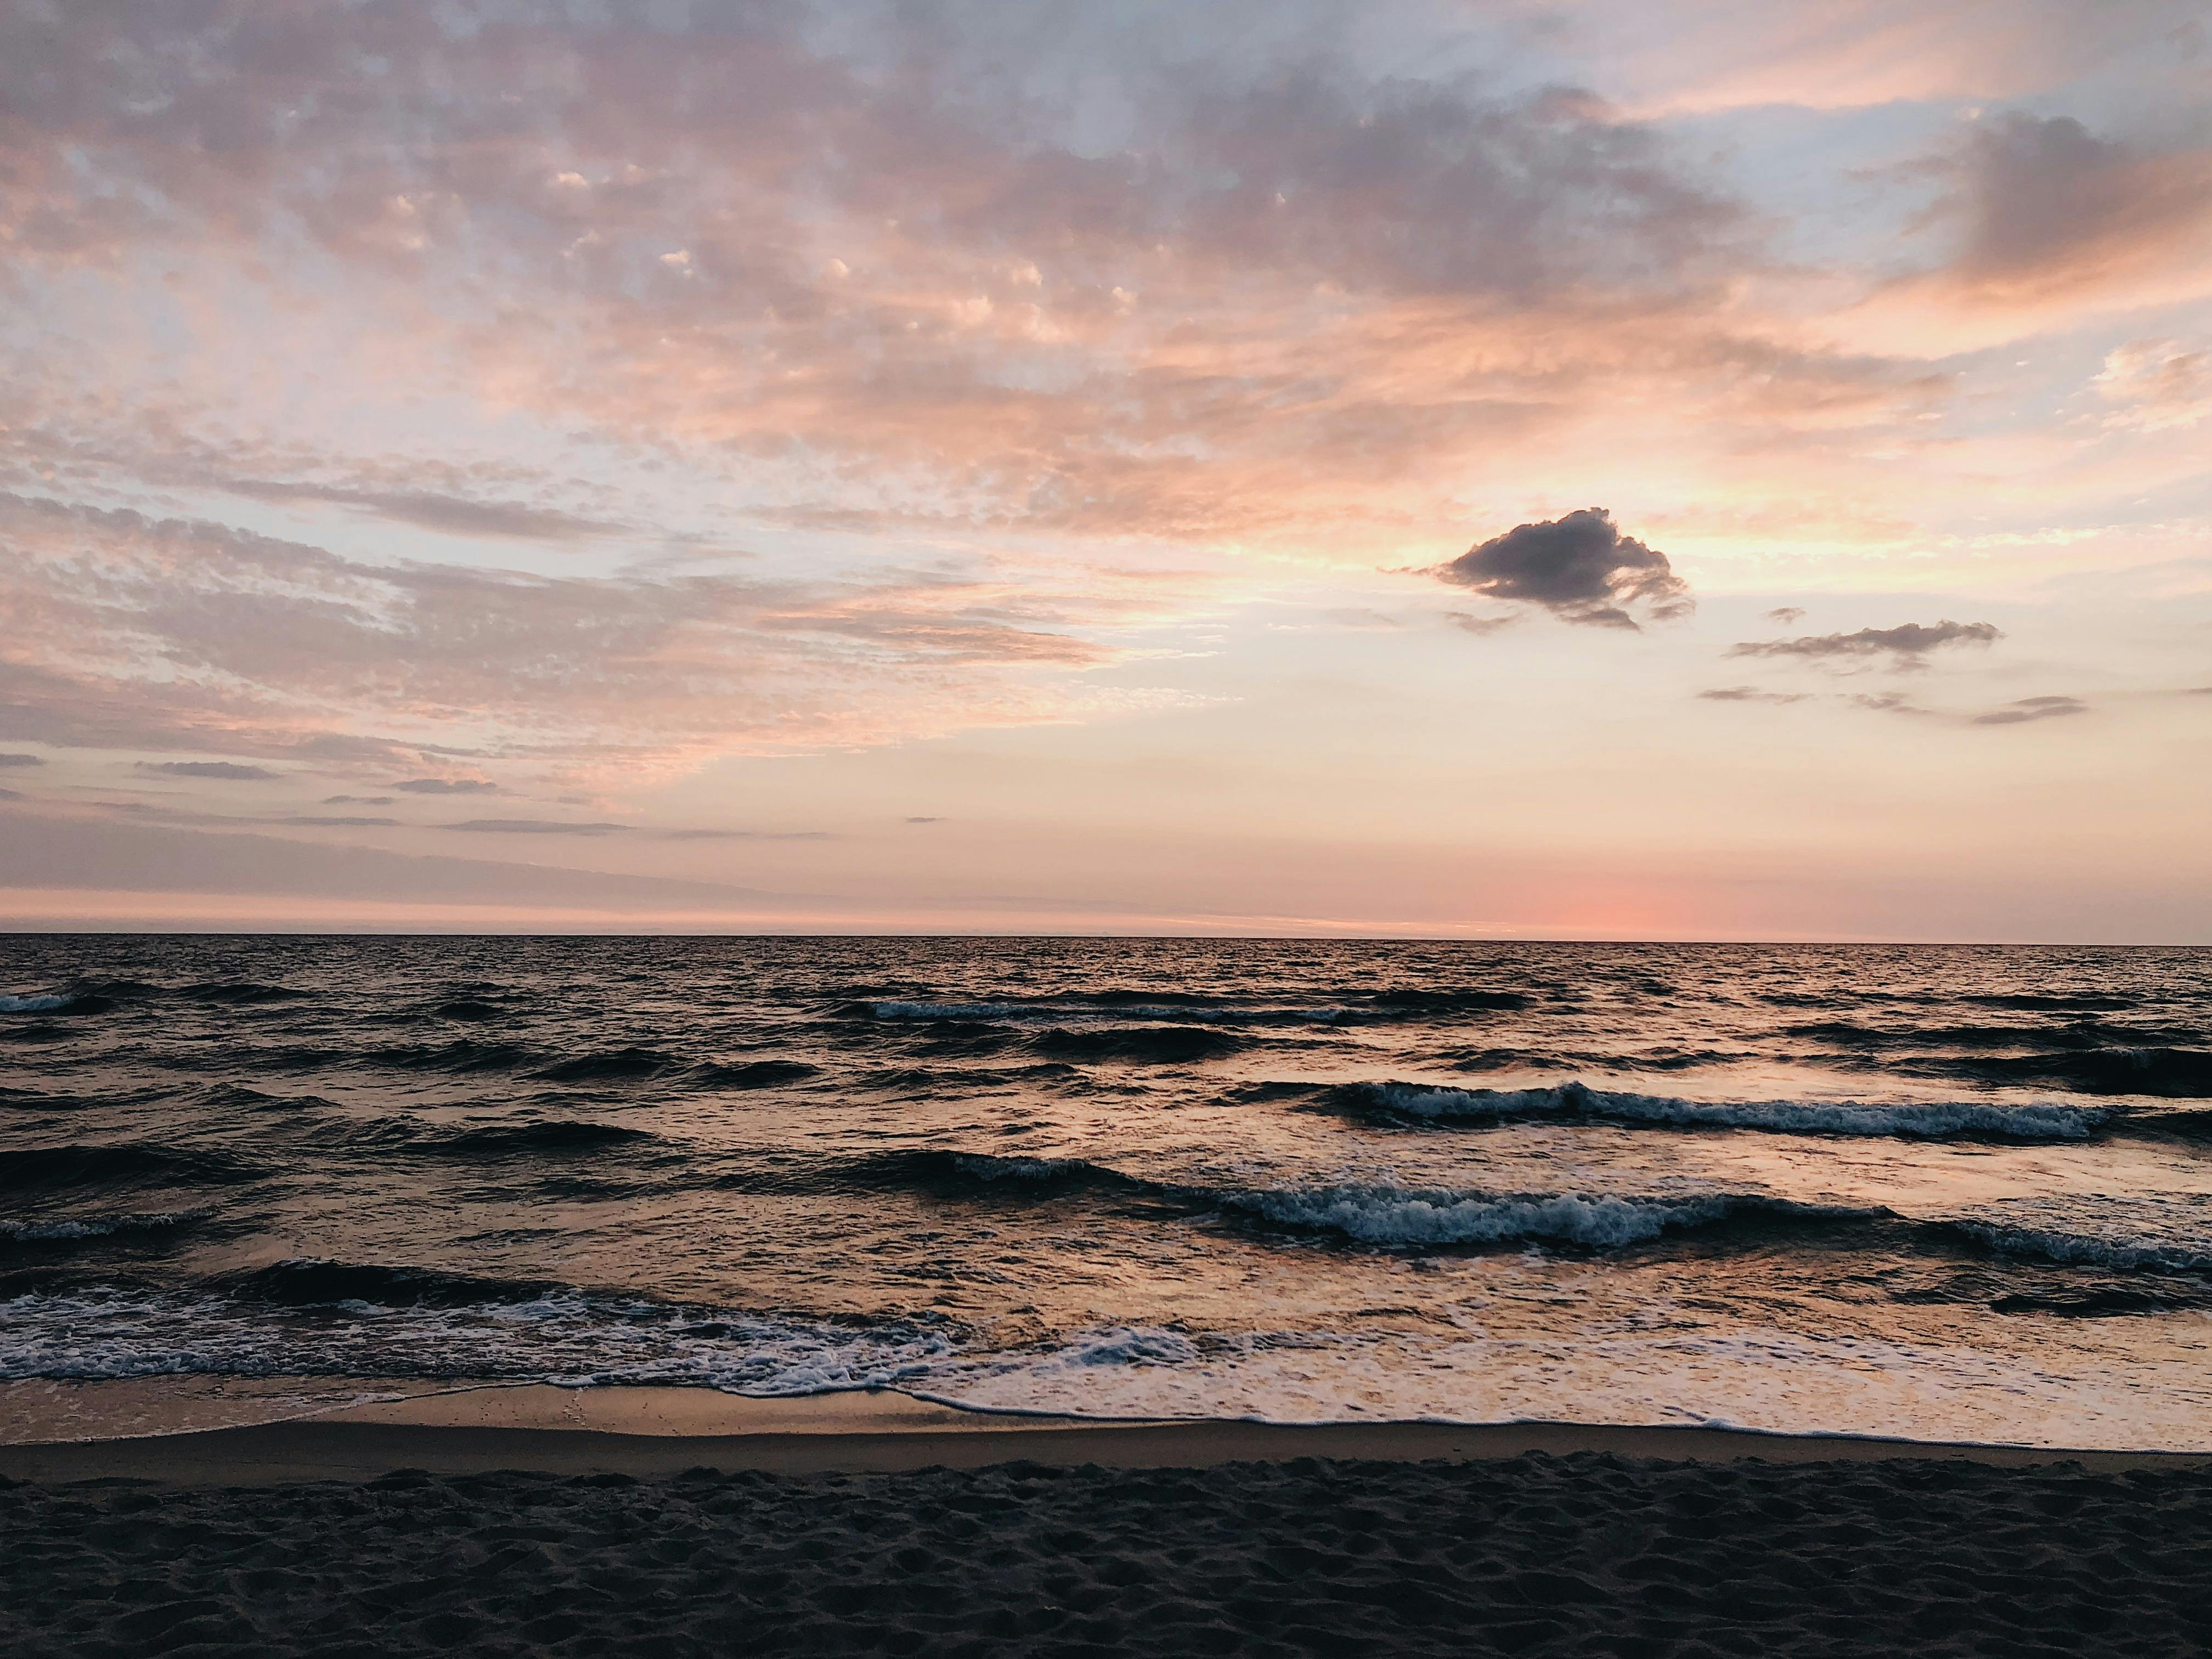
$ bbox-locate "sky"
[2,0,2209,940]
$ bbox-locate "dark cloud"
[323,795,395,805]
[0,787,21,801]
[1435,509,1691,630]
[394,778,501,795]
[1698,686,1810,704]
[278,815,401,827]
[444,819,627,836]
[1763,607,1806,624]
[1973,695,2090,726]
[1937,114,2212,296]
[136,760,280,781]
[0,753,43,767]
[905,816,945,824]
[1728,620,2001,667]
[226,481,623,544]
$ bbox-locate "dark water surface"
[4,936,2210,1446]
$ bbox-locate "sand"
[4,1387,2209,1656]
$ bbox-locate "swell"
[845,986,1534,1025]
[0,1143,270,1195]
[1328,1080,2108,1141]
[1899,1048,2212,1098]
[871,1148,2212,1279]
[1785,1019,2203,1051]
[853,1149,1886,1252]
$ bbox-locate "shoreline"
[5,1383,2208,1486]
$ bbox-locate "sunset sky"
[3,0,2208,939]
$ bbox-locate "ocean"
[4,935,2209,1448]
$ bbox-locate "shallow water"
[3,936,2209,1446]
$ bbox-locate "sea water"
[3,936,2208,1447]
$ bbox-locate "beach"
[4,1387,2209,1657]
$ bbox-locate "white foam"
[0,992,69,1012]
[1361,1080,2105,1141]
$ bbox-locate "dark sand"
[4,1390,2208,1657]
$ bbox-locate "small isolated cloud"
[395,778,500,795]
[1973,696,2090,726]
[136,760,280,781]
[323,795,395,805]
[1443,611,1518,637]
[1435,510,1691,630]
[279,815,401,827]
[905,816,945,824]
[1763,607,1806,625]
[1728,619,2000,668]
[0,753,44,768]
[1698,686,1811,705]
[444,819,627,835]
[0,787,21,801]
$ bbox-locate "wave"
[432,999,503,1022]
[0,1143,269,1195]
[217,1258,573,1308]
[851,988,1533,1024]
[1363,989,1534,1013]
[891,1149,1877,1252]
[1332,1080,2106,1141]
[689,1059,821,1089]
[179,981,311,1005]
[1784,1019,2199,1051]
[1220,1186,1876,1248]
[0,992,72,1013]
[1957,992,2141,1013]
[0,1209,207,1243]
[534,1047,682,1082]
[1028,1026,1251,1064]
[425,1120,660,1158]
[854,1000,1348,1025]
[371,1040,535,1074]
[0,1273,960,1391]
[1940,1199,2212,1278]
[1911,1047,2212,1098]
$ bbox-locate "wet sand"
[3,1388,2208,1656]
